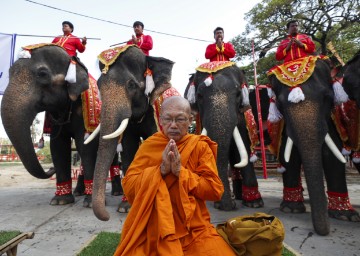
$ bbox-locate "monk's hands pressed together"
[161,139,181,177]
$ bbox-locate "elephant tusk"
[201,128,207,136]
[233,126,249,168]
[284,137,293,162]
[103,118,129,139]
[325,133,347,163]
[84,124,101,144]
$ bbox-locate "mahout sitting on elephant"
[267,55,360,236]
[1,44,120,207]
[89,45,180,220]
[184,61,263,211]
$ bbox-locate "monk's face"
[160,100,192,142]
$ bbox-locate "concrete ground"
[0,162,359,256]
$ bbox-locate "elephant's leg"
[117,128,141,213]
[79,137,99,208]
[239,162,264,208]
[109,153,122,196]
[279,137,305,213]
[322,142,360,222]
[229,124,263,208]
[49,127,74,205]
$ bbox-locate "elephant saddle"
[196,61,235,73]
[267,55,328,87]
[97,44,138,74]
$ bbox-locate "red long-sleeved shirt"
[275,34,315,63]
[205,42,236,62]
[127,34,153,56]
[52,34,86,57]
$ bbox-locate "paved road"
[1,163,360,255]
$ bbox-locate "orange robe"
[114,132,236,256]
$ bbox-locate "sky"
[0,0,261,139]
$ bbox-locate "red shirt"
[52,34,86,57]
[205,42,236,62]
[275,34,315,63]
[127,34,153,56]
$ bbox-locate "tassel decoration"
[187,83,196,104]
[144,68,155,96]
[241,83,250,106]
[18,49,31,59]
[277,164,286,173]
[117,143,123,153]
[288,86,305,103]
[249,151,258,162]
[268,98,283,123]
[333,80,349,105]
[352,151,360,164]
[65,59,77,83]
[204,74,213,87]
[84,132,90,140]
[341,147,351,156]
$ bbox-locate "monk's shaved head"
[161,96,191,116]
[160,96,192,141]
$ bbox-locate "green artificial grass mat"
[78,231,296,256]
[0,230,22,246]
[77,231,120,256]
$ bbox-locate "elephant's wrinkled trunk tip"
[93,204,110,221]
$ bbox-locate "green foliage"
[77,232,120,256]
[232,0,359,64]
[0,230,21,246]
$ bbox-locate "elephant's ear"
[146,56,174,103]
[184,73,196,103]
[67,56,89,101]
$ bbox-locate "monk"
[114,96,236,255]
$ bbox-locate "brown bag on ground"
[216,212,285,256]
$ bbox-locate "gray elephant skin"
[184,65,264,211]
[1,45,100,206]
[92,46,175,221]
[342,51,360,173]
[268,57,360,236]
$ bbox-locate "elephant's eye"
[37,68,49,78]
[127,80,137,90]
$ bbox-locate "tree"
[232,0,359,62]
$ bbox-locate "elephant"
[267,55,360,236]
[340,51,360,172]
[1,44,120,207]
[90,45,177,221]
[184,62,264,211]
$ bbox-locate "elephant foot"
[328,209,360,222]
[50,194,75,205]
[280,200,306,213]
[73,175,85,196]
[83,195,92,208]
[117,201,131,213]
[214,199,237,211]
[242,198,264,208]
[111,176,123,196]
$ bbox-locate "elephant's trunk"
[286,101,330,235]
[1,68,54,179]
[92,81,131,220]
[203,92,238,210]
